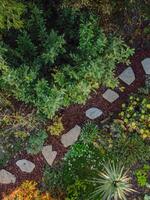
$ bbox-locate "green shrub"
[43,123,103,199]
[65,179,88,200]
[135,164,150,187]
[26,130,48,154]
[109,134,150,167]
[0,12,134,119]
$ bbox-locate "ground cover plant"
[0,1,149,200]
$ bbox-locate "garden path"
[0,50,150,196]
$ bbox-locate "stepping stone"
[102,89,119,103]
[61,125,81,147]
[42,145,57,166]
[118,67,135,85]
[16,159,35,173]
[0,169,16,184]
[141,58,150,74]
[86,107,103,119]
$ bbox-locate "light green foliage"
[144,195,150,200]
[135,164,150,187]
[35,79,65,118]
[119,95,150,140]
[79,122,98,144]
[89,162,134,200]
[26,130,48,154]
[0,0,25,30]
[0,64,38,103]
[65,180,87,200]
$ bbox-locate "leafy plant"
[89,162,134,200]
[144,195,150,200]
[26,130,48,154]
[47,116,64,136]
[135,164,150,187]
[65,179,88,200]
[119,94,150,140]
[2,180,53,200]
[110,134,150,167]
[43,166,64,198]
[0,0,25,30]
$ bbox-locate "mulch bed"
[0,49,150,198]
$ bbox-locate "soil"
[0,48,150,198]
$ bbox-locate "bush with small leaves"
[26,130,48,155]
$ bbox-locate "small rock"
[102,89,119,103]
[42,145,57,166]
[16,159,35,173]
[118,67,135,85]
[0,169,16,184]
[61,125,81,147]
[86,107,103,119]
[141,58,150,74]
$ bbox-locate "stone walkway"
[0,56,150,189]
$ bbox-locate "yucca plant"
[89,162,135,200]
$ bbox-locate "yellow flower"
[130,96,133,100]
[146,104,150,109]
[131,122,136,129]
[140,129,144,134]
[142,134,147,139]
[122,104,126,108]
[120,112,124,117]
[124,119,128,123]
[141,115,145,120]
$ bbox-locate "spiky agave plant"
[89,162,135,200]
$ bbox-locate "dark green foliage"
[41,30,66,65]
[0,13,133,118]
[26,130,47,154]
[109,134,150,167]
[15,31,37,65]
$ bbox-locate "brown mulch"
[0,49,150,198]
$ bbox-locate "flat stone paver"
[16,159,35,173]
[61,125,81,147]
[0,169,16,184]
[141,58,150,74]
[42,145,57,166]
[86,107,103,119]
[118,67,135,85]
[102,89,119,103]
